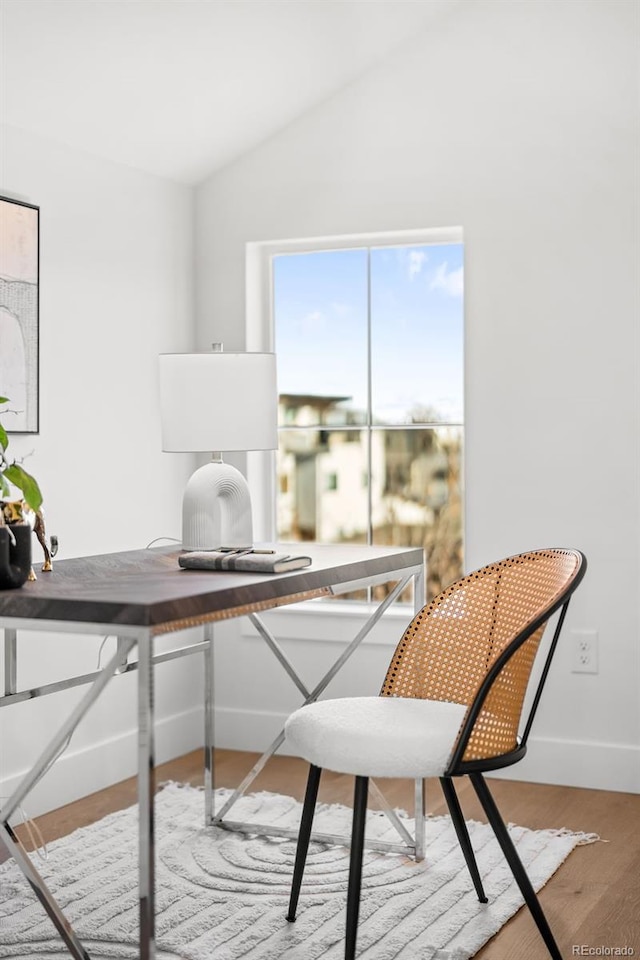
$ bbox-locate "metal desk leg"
[413,564,426,611]
[215,573,412,826]
[0,637,137,959]
[414,778,426,861]
[204,623,215,825]
[0,822,92,960]
[1,639,136,823]
[214,571,433,860]
[413,564,427,861]
[137,630,155,960]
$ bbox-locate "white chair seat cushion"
[284,696,468,779]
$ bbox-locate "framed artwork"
[0,196,40,434]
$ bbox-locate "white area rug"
[0,783,592,960]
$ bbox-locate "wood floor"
[10,748,640,959]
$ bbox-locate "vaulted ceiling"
[0,0,458,184]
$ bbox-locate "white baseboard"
[0,705,204,820]
[3,705,637,822]
[487,734,640,794]
[214,707,640,795]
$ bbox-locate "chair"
[284,547,587,960]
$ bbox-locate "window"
[251,228,464,604]
[325,472,339,492]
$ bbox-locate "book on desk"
[178,548,312,574]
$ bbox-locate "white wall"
[196,0,640,792]
[0,124,202,816]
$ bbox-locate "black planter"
[0,523,32,589]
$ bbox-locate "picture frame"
[0,195,40,434]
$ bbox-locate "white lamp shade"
[159,352,278,452]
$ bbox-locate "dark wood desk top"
[0,543,424,631]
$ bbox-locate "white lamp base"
[182,461,253,551]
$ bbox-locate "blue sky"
[273,242,464,424]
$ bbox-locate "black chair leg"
[440,776,488,903]
[287,764,322,922]
[470,772,563,960]
[345,776,369,960]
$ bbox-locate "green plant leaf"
[3,464,43,512]
[0,423,7,450]
[0,473,10,498]
[0,396,9,405]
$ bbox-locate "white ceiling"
[0,0,457,185]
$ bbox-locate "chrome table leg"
[204,623,215,825]
[0,822,91,960]
[137,630,155,960]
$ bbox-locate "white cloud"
[299,310,325,332]
[429,262,463,298]
[408,249,427,280]
[331,301,350,317]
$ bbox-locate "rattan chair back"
[380,548,585,770]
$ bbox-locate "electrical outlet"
[571,629,598,674]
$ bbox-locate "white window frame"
[244,225,464,632]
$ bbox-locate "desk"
[0,542,424,960]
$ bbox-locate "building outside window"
[267,230,464,603]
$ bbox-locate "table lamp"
[159,346,278,550]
